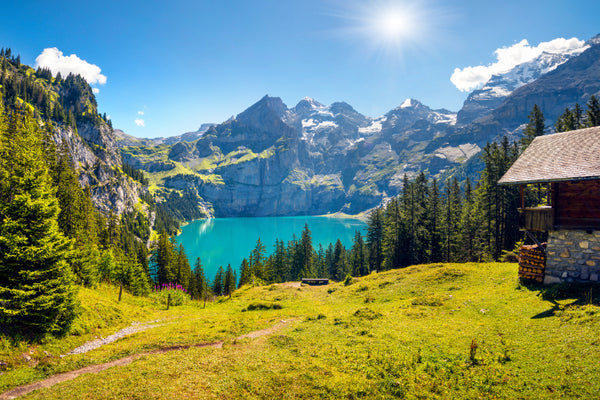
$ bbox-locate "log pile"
[518,244,546,282]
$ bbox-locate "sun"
[376,10,416,43]
[328,0,450,63]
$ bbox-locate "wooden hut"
[498,126,600,284]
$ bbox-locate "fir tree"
[192,258,208,307]
[213,266,224,296]
[299,224,314,278]
[587,95,600,127]
[349,230,368,277]
[366,208,384,272]
[238,258,251,288]
[0,102,78,335]
[175,244,191,290]
[223,264,235,298]
[250,238,266,280]
[521,104,545,148]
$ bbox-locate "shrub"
[243,302,282,311]
[151,283,190,306]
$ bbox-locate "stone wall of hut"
[544,230,600,284]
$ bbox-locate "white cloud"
[134,119,145,127]
[35,47,107,85]
[451,37,587,92]
[92,87,100,94]
[137,111,144,115]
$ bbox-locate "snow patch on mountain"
[358,118,383,134]
[434,143,481,163]
[400,98,415,108]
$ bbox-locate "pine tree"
[587,95,600,127]
[555,107,575,132]
[299,224,314,278]
[366,208,384,272]
[332,239,347,281]
[238,258,251,288]
[250,238,266,280]
[458,178,477,262]
[349,230,368,277]
[521,104,545,148]
[0,103,78,335]
[175,244,191,290]
[223,264,235,298]
[428,178,442,262]
[192,258,208,306]
[154,230,176,284]
[382,197,403,270]
[213,266,224,296]
[442,178,462,262]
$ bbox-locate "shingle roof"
[498,126,600,185]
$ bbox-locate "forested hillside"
[0,49,196,336]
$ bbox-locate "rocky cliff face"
[54,122,142,216]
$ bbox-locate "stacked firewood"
[518,243,547,282]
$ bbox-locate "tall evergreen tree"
[298,223,314,278]
[154,230,176,284]
[428,178,442,263]
[213,266,224,296]
[349,230,368,277]
[192,258,208,306]
[458,178,477,262]
[223,264,235,297]
[238,258,252,288]
[442,177,462,262]
[175,244,192,290]
[332,239,347,281]
[0,103,78,335]
[521,104,545,148]
[366,208,384,272]
[250,238,266,280]
[587,95,600,127]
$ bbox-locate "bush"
[344,274,354,286]
[151,283,190,306]
[243,302,282,311]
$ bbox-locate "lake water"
[177,216,367,282]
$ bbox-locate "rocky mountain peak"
[585,33,600,46]
[456,45,587,126]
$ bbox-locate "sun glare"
[329,0,451,63]
[377,11,415,42]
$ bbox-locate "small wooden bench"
[301,278,329,286]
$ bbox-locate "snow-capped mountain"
[382,98,456,136]
[283,97,373,148]
[457,45,589,125]
[117,34,600,218]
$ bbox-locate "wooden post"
[520,184,525,209]
[167,293,171,310]
[118,285,123,302]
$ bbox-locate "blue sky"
[2,0,599,138]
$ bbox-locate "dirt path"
[0,319,293,400]
[62,321,163,356]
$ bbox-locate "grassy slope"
[2,263,600,399]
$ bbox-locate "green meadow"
[2,262,600,399]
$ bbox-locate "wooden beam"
[520,185,525,209]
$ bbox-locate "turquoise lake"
[177,216,367,282]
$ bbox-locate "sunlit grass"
[2,263,600,399]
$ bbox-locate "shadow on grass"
[520,280,600,319]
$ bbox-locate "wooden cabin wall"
[554,180,600,229]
